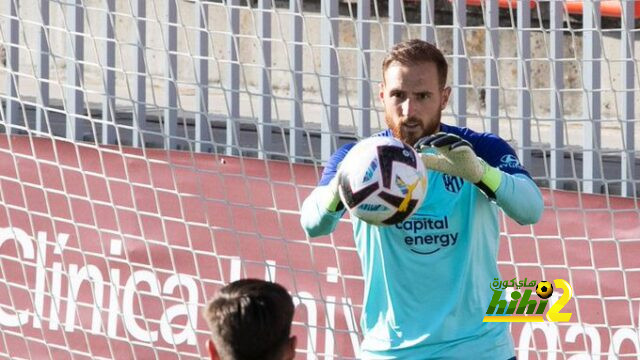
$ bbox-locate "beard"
[385,111,441,146]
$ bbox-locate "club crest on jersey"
[443,174,464,193]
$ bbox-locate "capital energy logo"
[395,216,458,255]
[483,278,573,323]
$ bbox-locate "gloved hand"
[322,174,345,212]
[414,132,502,199]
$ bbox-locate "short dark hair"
[382,39,448,88]
[204,279,295,360]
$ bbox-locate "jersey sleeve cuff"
[474,161,503,199]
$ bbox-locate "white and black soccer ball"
[337,137,427,226]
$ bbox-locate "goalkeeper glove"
[414,132,502,199]
[321,175,345,212]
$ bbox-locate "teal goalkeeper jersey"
[300,124,544,359]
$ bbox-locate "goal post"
[0,0,639,359]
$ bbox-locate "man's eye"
[418,93,429,100]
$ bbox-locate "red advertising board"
[0,135,639,359]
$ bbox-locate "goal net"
[0,0,638,358]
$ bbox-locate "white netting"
[0,0,639,359]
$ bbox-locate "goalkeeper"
[300,39,543,359]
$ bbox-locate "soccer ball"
[337,136,427,226]
[536,281,554,299]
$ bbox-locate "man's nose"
[401,98,414,117]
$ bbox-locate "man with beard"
[300,39,543,358]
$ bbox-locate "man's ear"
[207,339,219,360]
[379,81,386,106]
[284,335,297,360]
[440,86,451,110]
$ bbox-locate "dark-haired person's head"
[203,279,296,360]
[380,39,451,145]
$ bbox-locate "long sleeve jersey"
[300,124,543,359]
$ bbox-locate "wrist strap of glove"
[474,160,502,200]
[325,193,344,212]
[323,177,345,212]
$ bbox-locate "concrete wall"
[1,1,639,139]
